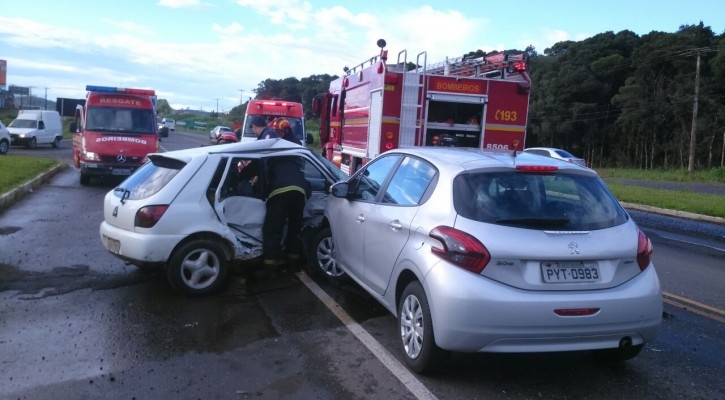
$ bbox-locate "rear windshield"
[453,171,628,231]
[114,157,184,200]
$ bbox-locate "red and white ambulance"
[240,99,306,143]
[71,85,159,185]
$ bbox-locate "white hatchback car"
[325,147,662,374]
[0,120,9,154]
[100,139,347,296]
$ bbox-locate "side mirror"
[69,122,77,133]
[306,133,314,145]
[330,182,349,198]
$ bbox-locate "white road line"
[296,272,438,400]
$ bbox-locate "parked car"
[209,126,233,141]
[523,147,587,167]
[99,139,347,296]
[0,121,10,154]
[323,147,662,374]
[7,110,63,149]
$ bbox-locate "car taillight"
[429,226,490,273]
[636,229,653,271]
[135,205,169,228]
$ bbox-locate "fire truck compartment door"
[426,93,487,104]
[367,89,383,159]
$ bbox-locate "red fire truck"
[313,39,531,175]
[71,85,159,185]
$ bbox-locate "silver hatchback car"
[325,147,662,374]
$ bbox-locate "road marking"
[296,272,438,400]
[663,291,725,323]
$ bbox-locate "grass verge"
[0,155,62,194]
[606,183,725,219]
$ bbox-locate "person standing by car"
[272,117,303,146]
[250,116,277,140]
[258,155,310,277]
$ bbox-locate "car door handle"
[390,220,402,231]
[356,214,365,223]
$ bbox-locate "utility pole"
[238,89,244,105]
[215,98,219,114]
[44,87,48,110]
[687,51,700,173]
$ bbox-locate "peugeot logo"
[568,242,580,255]
[117,155,127,163]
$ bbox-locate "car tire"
[592,343,644,363]
[0,139,8,154]
[167,239,229,296]
[52,136,61,148]
[80,173,90,186]
[398,281,449,374]
[307,227,346,282]
[27,137,37,149]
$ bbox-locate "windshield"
[244,115,304,141]
[86,107,156,134]
[9,119,37,129]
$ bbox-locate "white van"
[8,110,63,149]
[162,117,175,131]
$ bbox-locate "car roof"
[386,147,592,173]
[148,138,305,163]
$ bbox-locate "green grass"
[0,155,62,194]
[606,183,725,219]
[597,167,725,184]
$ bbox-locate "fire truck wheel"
[308,227,346,283]
[167,239,229,296]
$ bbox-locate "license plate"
[541,261,600,283]
[106,237,121,254]
[112,169,131,176]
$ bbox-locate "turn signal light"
[429,226,490,273]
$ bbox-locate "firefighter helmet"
[272,117,290,131]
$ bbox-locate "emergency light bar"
[86,85,156,96]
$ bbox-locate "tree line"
[226,22,725,170]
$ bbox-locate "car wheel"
[27,137,37,149]
[79,173,90,186]
[0,140,8,154]
[592,343,644,363]
[308,227,346,282]
[167,239,229,296]
[398,281,449,374]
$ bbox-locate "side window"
[301,157,327,192]
[381,156,436,205]
[348,155,401,202]
[38,121,45,129]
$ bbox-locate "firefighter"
[250,116,277,140]
[257,155,310,278]
[272,117,302,145]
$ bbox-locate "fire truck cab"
[313,39,531,175]
[70,85,159,185]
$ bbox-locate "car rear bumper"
[424,264,663,353]
[100,221,183,267]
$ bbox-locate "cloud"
[157,0,206,9]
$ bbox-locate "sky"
[1,0,724,113]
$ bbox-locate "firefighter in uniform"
[250,115,277,140]
[257,155,310,277]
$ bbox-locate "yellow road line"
[663,291,725,323]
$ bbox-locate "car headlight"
[83,151,100,161]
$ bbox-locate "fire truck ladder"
[425,54,523,78]
[398,50,426,147]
